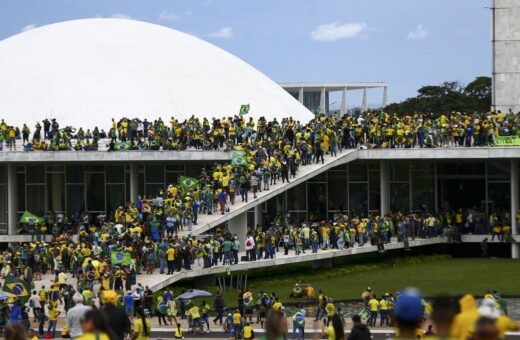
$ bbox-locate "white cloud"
[310,22,367,42]
[159,10,178,21]
[111,13,131,19]
[21,24,37,32]
[208,26,233,39]
[407,24,428,40]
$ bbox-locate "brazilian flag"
[2,276,30,302]
[19,211,44,224]
[114,141,131,151]
[179,176,199,189]
[239,104,250,116]
[110,252,133,266]
[231,152,247,167]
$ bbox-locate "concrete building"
[0,148,519,258]
[280,82,388,115]
[492,0,520,112]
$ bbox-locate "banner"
[231,152,248,167]
[2,276,30,302]
[239,104,250,116]
[111,252,133,266]
[495,135,520,146]
[179,176,199,189]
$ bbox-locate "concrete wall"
[493,0,520,112]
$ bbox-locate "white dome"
[0,18,313,129]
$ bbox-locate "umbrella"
[175,289,213,300]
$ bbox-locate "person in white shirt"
[29,291,41,322]
[66,293,92,339]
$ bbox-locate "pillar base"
[512,243,520,259]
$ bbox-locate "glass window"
[17,173,25,212]
[308,172,327,182]
[390,163,409,182]
[46,165,64,172]
[86,173,105,211]
[0,185,7,224]
[349,183,368,213]
[0,166,6,184]
[106,165,125,183]
[107,184,125,213]
[487,161,510,180]
[47,173,65,212]
[85,165,104,172]
[328,171,348,212]
[390,183,410,211]
[349,164,367,182]
[67,184,84,213]
[438,163,485,176]
[26,166,45,184]
[287,182,306,211]
[165,172,180,186]
[369,171,380,211]
[308,182,327,220]
[166,165,184,172]
[27,185,45,215]
[146,184,163,197]
[488,182,510,213]
[411,171,434,212]
[67,166,84,183]
[146,165,164,183]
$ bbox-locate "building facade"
[492,0,520,112]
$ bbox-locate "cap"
[395,289,424,322]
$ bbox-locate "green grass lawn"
[214,257,520,305]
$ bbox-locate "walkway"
[183,149,357,237]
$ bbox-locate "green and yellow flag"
[19,211,44,224]
[114,141,131,151]
[239,104,250,116]
[179,176,199,189]
[231,152,247,167]
[110,252,132,266]
[2,276,30,302]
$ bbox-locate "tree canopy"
[385,76,491,114]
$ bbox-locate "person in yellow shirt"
[243,322,254,339]
[368,295,379,327]
[132,308,151,340]
[47,305,61,338]
[76,310,112,340]
[166,246,175,275]
[325,298,335,326]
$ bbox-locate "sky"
[0,0,492,107]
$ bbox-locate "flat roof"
[0,147,518,163]
[279,82,387,91]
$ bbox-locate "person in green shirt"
[222,239,233,265]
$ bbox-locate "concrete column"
[511,159,519,259]
[382,86,388,108]
[254,204,263,228]
[228,211,248,249]
[129,163,139,203]
[298,87,304,104]
[7,163,17,235]
[319,87,326,114]
[341,87,348,116]
[380,161,390,217]
[362,87,368,112]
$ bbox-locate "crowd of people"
[0,110,519,151]
[0,282,518,340]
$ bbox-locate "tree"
[385,76,491,114]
